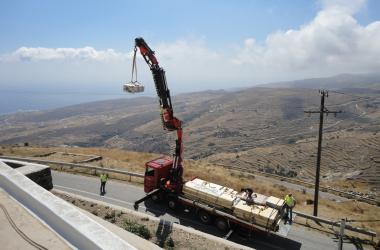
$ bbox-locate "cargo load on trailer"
[183,178,285,230]
[183,178,238,209]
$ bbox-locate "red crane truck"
[125,38,288,236]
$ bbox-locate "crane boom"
[133,37,183,188]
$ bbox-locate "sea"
[0,89,154,115]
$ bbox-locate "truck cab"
[144,157,173,193]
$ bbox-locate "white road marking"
[54,184,147,210]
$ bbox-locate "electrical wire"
[329,90,379,101]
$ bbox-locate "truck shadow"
[143,200,302,250]
[155,219,173,248]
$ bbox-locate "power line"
[304,90,342,217]
[329,90,379,100]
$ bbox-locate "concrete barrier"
[0,158,53,190]
[0,161,138,250]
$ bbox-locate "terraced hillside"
[206,130,380,191]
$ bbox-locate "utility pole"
[338,218,346,250]
[304,90,341,216]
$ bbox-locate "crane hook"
[123,46,145,93]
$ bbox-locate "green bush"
[287,138,296,144]
[104,210,115,220]
[166,237,175,249]
[123,220,151,240]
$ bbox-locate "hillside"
[0,74,379,190]
[262,73,380,90]
[206,130,380,191]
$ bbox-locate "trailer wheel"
[168,200,177,210]
[215,217,229,232]
[198,210,212,224]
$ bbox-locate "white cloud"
[232,0,380,76]
[0,0,379,91]
[1,46,127,62]
[320,0,366,14]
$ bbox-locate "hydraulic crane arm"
[134,38,182,132]
[133,37,183,186]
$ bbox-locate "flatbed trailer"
[177,195,285,233]
[135,187,290,238]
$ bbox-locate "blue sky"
[1,0,379,52]
[0,0,380,96]
[0,0,380,53]
[0,0,321,52]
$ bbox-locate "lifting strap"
[130,47,138,83]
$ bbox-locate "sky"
[0,0,380,97]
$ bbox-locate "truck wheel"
[198,210,212,224]
[168,200,177,210]
[151,194,160,202]
[215,217,229,232]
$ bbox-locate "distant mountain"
[261,73,380,90]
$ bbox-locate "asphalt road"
[52,171,358,250]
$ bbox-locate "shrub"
[104,210,115,220]
[166,237,175,249]
[287,138,296,144]
[123,220,151,239]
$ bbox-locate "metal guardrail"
[294,211,377,238]
[0,156,144,179]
